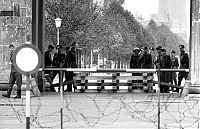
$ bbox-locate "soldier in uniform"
[178,45,189,89]
[50,44,65,92]
[44,45,54,74]
[154,46,166,93]
[170,50,179,91]
[149,47,156,68]
[161,49,171,93]
[130,47,141,76]
[2,45,22,98]
[154,46,163,68]
[138,46,152,69]
[64,42,77,92]
[130,47,140,69]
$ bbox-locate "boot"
[2,88,12,98]
[13,89,21,99]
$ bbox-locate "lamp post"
[55,17,63,129]
[55,17,62,45]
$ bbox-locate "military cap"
[170,50,175,53]
[9,44,14,48]
[48,45,54,49]
[161,48,166,52]
[133,47,140,52]
[179,44,185,49]
[156,46,162,51]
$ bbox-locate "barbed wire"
[0,92,199,129]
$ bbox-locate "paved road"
[0,92,199,129]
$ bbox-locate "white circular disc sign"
[13,44,41,75]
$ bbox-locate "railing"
[41,68,189,73]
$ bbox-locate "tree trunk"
[84,49,86,68]
[90,47,93,68]
[114,59,117,69]
[117,57,120,69]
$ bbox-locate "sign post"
[12,44,41,129]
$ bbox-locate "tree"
[45,0,100,48]
[98,2,155,67]
[147,20,186,53]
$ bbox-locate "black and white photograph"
[0,0,199,129]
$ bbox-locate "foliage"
[97,2,155,61]
[45,0,99,48]
[45,0,186,63]
[147,20,186,54]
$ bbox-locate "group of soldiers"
[2,42,77,98]
[44,42,78,92]
[130,45,189,93]
[1,42,189,98]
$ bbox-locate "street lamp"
[55,17,63,129]
[55,17,62,45]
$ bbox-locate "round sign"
[13,44,42,75]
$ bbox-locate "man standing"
[178,45,189,88]
[64,42,77,92]
[154,46,165,93]
[149,47,156,69]
[67,42,78,69]
[130,47,141,76]
[44,45,54,74]
[2,45,22,98]
[170,50,179,91]
[161,49,171,93]
[138,46,152,69]
[50,45,65,92]
[130,47,140,69]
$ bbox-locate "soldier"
[149,46,156,68]
[130,47,141,76]
[154,46,163,68]
[178,45,189,88]
[64,46,72,92]
[161,49,171,93]
[44,45,54,74]
[154,46,165,93]
[67,42,78,68]
[2,45,22,98]
[170,50,179,91]
[50,44,65,92]
[138,46,152,69]
[64,46,70,68]
[130,47,140,69]
[64,42,77,92]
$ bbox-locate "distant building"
[152,0,189,43]
[103,0,124,5]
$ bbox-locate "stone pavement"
[0,91,199,129]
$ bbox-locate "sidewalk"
[0,92,199,129]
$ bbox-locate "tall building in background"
[103,0,124,5]
[153,0,189,43]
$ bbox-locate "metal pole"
[57,27,63,129]
[57,28,59,45]
[2,31,4,71]
[157,65,161,129]
[26,74,31,129]
[60,67,63,129]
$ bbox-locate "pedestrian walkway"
[0,92,199,129]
